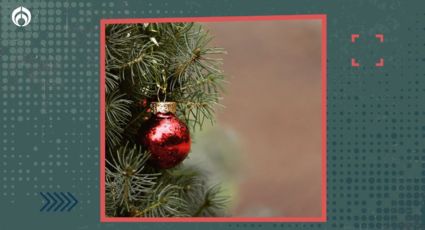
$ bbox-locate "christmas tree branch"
[106,143,159,214]
[105,91,132,149]
[193,186,229,217]
[105,22,230,217]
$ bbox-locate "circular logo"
[11,6,31,27]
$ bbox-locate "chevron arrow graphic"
[53,192,64,212]
[60,192,70,212]
[67,192,78,212]
[46,192,57,212]
[39,192,50,212]
[39,192,78,212]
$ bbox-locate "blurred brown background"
[194,20,322,217]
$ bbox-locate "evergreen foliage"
[104,22,228,217]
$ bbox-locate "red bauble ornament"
[137,102,191,169]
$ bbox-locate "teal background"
[0,0,424,229]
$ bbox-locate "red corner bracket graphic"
[351,34,384,67]
[375,58,384,67]
[375,34,384,43]
[351,34,360,43]
[351,58,360,67]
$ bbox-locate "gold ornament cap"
[151,102,177,114]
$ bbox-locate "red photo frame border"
[99,14,327,222]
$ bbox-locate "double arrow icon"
[40,192,78,212]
